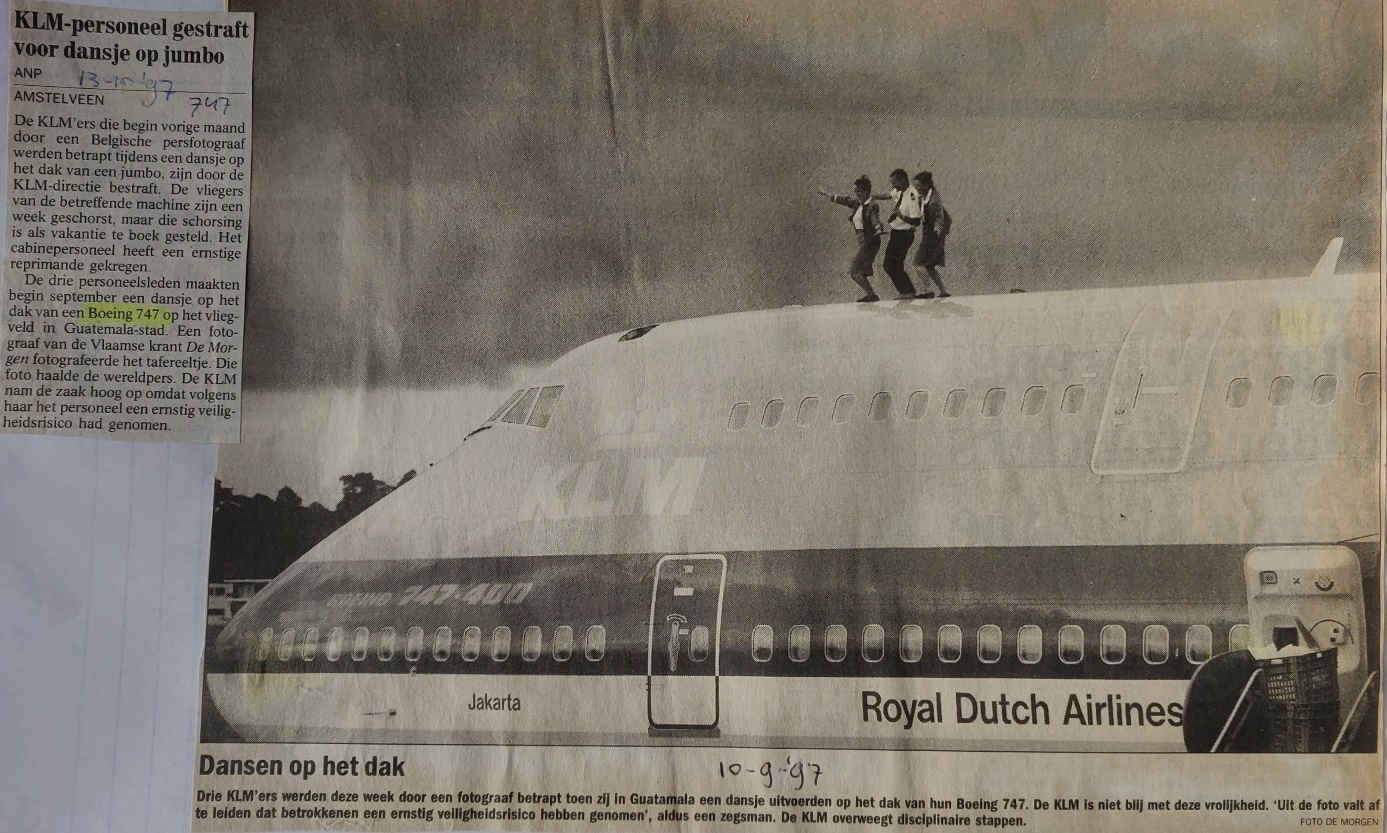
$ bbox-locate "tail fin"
[1310,237,1344,278]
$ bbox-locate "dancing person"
[819,175,885,302]
[875,168,924,298]
[912,171,951,298]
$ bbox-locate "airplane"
[203,240,1380,752]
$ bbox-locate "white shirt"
[888,186,923,231]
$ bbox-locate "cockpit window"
[527,386,564,428]
[488,390,525,423]
[501,388,540,424]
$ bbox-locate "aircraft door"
[647,554,726,732]
[1092,304,1229,474]
[1244,546,1367,681]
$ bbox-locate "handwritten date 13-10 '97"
[76,70,232,118]
[719,758,824,790]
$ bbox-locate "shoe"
[897,293,918,300]
[938,292,951,299]
[916,292,935,299]
[856,294,879,303]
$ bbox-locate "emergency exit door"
[647,554,725,731]
[1091,304,1229,474]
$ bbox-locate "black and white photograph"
[193,0,1381,827]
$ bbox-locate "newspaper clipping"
[194,1,1383,830]
[2,0,251,443]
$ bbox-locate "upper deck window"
[728,402,750,431]
[1058,625,1083,665]
[1356,373,1380,405]
[868,393,893,422]
[943,389,969,419]
[762,399,785,429]
[377,627,396,661]
[302,628,319,662]
[461,626,482,661]
[982,388,1007,417]
[491,626,512,662]
[1100,625,1126,665]
[1269,376,1295,407]
[406,627,425,662]
[832,395,856,425]
[433,627,453,662]
[351,627,370,662]
[1226,377,1252,408]
[1060,385,1086,414]
[1310,375,1337,406]
[325,627,344,661]
[527,386,564,427]
[584,625,606,661]
[501,388,540,424]
[905,391,930,421]
[277,629,297,662]
[1021,386,1047,416]
[796,397,819,427]
[1185,625,1212,665]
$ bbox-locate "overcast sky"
[220,0,1381,498]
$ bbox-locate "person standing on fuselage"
[819,175,885,302]
[875,168,924,298]
[913,170,951,299]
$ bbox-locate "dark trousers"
[883,230,917,295]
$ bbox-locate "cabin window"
[751,625,774,662]
[1022,386,1047,416]
[689,626,710,662]
[584,625,606,661]
[1016,625,1042,664]
[824,625,848,662]
[433,627,453,661]
[406,626,425,662]
[762,399,785,429]
[788,625,811,662]
[521,626,542,661]
[1310,375,1337,406]
[861,625,885,662]
[257,628,274,661]
[938,625,962,663]
[325,627,344,661]
[943,389,969,419]
[1356,372,1380,405]
[831,395,856,425]
[1058,625,1083,665]
[1143,625,1169,664]
[351,627,370,662]
[553,626,574,661]
[1100,625,1126,665]
[905,391,930,421]
[501,388,539,424]
[491,626,512,661]
[301,628,319,662]
[487,390,525,422]
[377,626,396,661]
[899,625,924,663]
[977,625,1002,663]
[1061,385,1086,414]
[1186,625,1213,665]
[1228,624,1251,653]
[728,402,750,431]
[1269,375,1294,407]
[277,629,297,662]
[461,626,481,661]
[869,393,893,422]
[796,397,819,427]
[982,388,1007,417]
[527,385,564,427]
[1226,377,1252,408]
